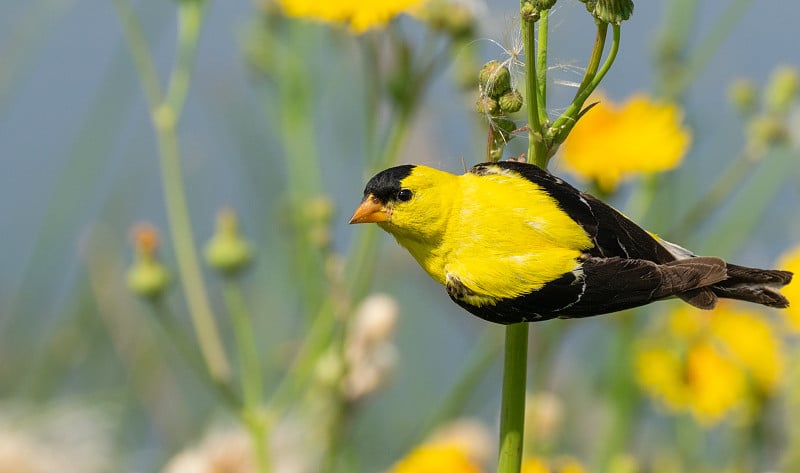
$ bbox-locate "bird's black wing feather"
[447,271,584,324]
[450,255,728,323]
[470,161,675,263]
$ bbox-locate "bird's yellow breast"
[391,168,594,305]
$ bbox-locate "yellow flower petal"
[635,303,784,426]
[777,244,800,331]
[710,304,784,393]
[277,0,427,33]
[685,341,747,425]
[521,457,550,473]
[560,93,692,192]
[390,444,483,473]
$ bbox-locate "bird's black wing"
[470,161,675,263]
[449,255,728,324]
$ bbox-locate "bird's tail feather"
[678,261,792,309]
[710,263,793,308]
[662,257,727,310]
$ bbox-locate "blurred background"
[1,1,799,472]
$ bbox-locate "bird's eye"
[397,188,413,202]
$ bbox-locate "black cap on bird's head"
[363,165,415,203]
[349,165,415,224]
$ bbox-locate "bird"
[348,160,793,324]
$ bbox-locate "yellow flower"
[710,305,784,393]
[635,303,784,426]
[777,244,800,331]
[521,456,586,473]
[522,458,550,473]
[390,443,483,473]
[560,93,691,192]
[277,0,427,33]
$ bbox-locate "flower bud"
[492,117,517,138]
[422,0,476,40]
[479,61,511,98]
[204,208,253,277]
[304,195,334,250]
[591,0,634,24]
[127,223,170,300]
[533,0,557,9]
[520,2,540,22]
[728,79,758,116]
[475,96,499,115]
[498,89,524,113]
[304,195,334,223]
[764,66,800,114]
[748,115,788,148]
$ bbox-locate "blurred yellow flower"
[560,93,691,192]
[777,244,800,331]
[521,456,586,473]
[390,419,492,473]
[277,0,427,33]
[390,444,483,473]
[635,303,784,426]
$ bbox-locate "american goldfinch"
[349,161,792,324]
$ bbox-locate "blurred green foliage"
[0,1,799,472]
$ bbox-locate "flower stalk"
[498,322,529,473]
[114,0,231,382]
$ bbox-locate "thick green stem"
[522,14,545,167]
[551,24,619,143]
[535,10,549,126]
[498,323,529,473]
[575,24,608,98]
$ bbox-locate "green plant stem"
[575,24,608,98]
[112,0,162,108]
[551,24,619,143]
[361,33,381,160]
[166,0,205,116]
[223,281,264,411]
[276,25,326,315]
[522,14,545,167]
[535,10,549,126]
[267,91,414,412]
[155,116,231,381]
[498,323,529,473]
[221,280,274,473]
[114,0,231,382]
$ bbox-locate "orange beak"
[349,194,389,224]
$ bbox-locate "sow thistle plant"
[107,0,800,472]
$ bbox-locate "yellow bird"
[349,161,792,324]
